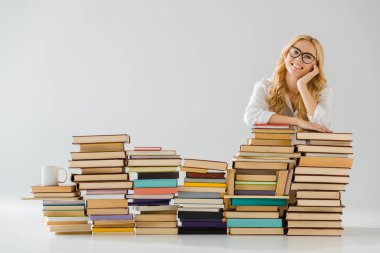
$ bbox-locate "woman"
[244,35,333,133]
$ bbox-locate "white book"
[133,206,178,212]
[180,204,224,209]
[44,216,89,222]
[83,194,126,200]
[174,198,223,205]
[178,207,220,212]
[125,194,174,199]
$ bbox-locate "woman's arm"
[268,114,331,132]
[296,65,319,116]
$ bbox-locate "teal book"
[227,218,282,228]
[230,198,287,206]
[134,179,178,188]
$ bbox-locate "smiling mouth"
[291,63,303,70]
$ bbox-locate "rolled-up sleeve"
[307,86,333,129]
[243,80,275,127]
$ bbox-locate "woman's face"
[284,39,317,79]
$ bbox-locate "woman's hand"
[296,118,332,133]
[297,64,319,89]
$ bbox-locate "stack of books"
[69,134,134,235]
[127,147,182,235]
[29,185,91,234]
[286,132,353,236]
[176,159,228,234]
[225,124,298,235]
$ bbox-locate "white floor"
[1,199,379,253]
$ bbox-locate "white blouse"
[243,79,333,129]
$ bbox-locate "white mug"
[42,166,67,186]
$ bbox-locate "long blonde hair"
[268,35,327,121]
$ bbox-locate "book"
[229,227,284,235]
[308,140,352,147]
[70,151,126,160]
[254,124,291,129]
[233,161,288,170]
[230,198,287,206]
[288,220,342,228]
[275,170,288,196]
[128,167,178,173]
[86,199,129,209]
[253,133,293,140]
[73,173,128,182]
[69,159,125,168]
[133,179,178,188]
[295,167,350,176]
[297,145,353,154]
[78,181,133,190]
[133,188,178,195]
[127,159,182,167]
[80,143,125,152]
[86,208,129,215]
[235,174,276,181]
[296,132,352,141]
[286,212,341,220]
[227,218,282,228]
[135,214,177,222]
[174,199,224,205]
[294,175,349,184]
[287,228,343,236]
[126,150,176,156]
[31,185,76,193]
[224,211,280,219]
[183,182,226,188]
[33,192,79,198]
[135,228,178,235]
[79,167,125,174]
[183,159,228,171]
[296,199,341,207]
[72,134,130,144]
[296,191,340,199]
[298,157,353,168]
[248,139,292,146]
[240,145,295,153]
[291,183,346,191]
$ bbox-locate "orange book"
[134,188,178,195]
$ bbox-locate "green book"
[134,179,177,188]
[227,218,282,228]
[231,198,287,206]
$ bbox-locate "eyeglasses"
[289,46,316,64]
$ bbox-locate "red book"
[134,147,162,151]
[133,188,178,195]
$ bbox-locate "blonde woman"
[244,35,333,133]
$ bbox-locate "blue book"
[230,198,287,206]
[227,218,282,228]
[134,179,178,188]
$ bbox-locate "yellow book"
[183,182,226,188]
[92,227,134,233]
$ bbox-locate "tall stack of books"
[127,147,182,235]
[69,134,134,235]
[176,159,228,234]
[27,185,91,234]
[286,132,353,236]
[225,124,299,235]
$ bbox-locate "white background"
[1,0,379,252]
